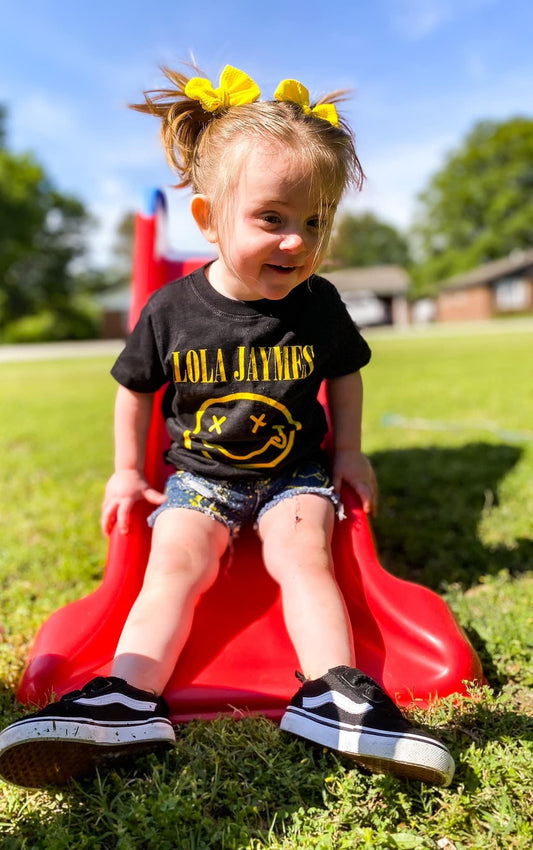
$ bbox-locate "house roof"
[440,249,533,291]
[324,265,410,297]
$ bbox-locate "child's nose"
[279,231,305,251]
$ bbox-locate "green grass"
[0,326,532,849]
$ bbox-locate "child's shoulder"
[307,273,344,302]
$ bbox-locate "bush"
[1,302,100,343]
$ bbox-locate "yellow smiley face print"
[182,392,302,469]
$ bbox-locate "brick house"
[98,288,131,338]
[436,249,533,322]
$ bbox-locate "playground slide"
[16,191,485,720]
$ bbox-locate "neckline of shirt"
[189,265,310,319]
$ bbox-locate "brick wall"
[436,285,494,322]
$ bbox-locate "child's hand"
[332,449,378,516]
[101,470,167,536]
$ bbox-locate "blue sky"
[1,0,531,266]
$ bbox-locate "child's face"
[198,143,336,301]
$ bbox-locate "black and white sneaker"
[0,676,176,788]
[280,666,455,786]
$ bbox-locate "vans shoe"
[280,666,455,786]
[0,676,175,788]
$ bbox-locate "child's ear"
[191,195,218,243]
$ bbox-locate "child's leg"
[0,507,230,790]
[260,492,455,787]
[258,493,354,679]
[113,508,230,694]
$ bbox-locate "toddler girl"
[0,66,454,789]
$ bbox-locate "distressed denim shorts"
[147,460,342,534]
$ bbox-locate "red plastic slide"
[17,190,485,719]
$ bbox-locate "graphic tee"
[111,267,371,480]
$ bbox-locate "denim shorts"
[147,460,342,533]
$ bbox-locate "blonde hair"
[131,66,364,249]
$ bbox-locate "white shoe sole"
[280,707,455,787]
[0,717,176,788]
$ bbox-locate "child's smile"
[264,263,301,276]
[196,143,335,302]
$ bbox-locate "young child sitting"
[0,65,454,789]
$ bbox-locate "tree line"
[1,106,533,341]
[0,107,126,342]
[328,116,533,295]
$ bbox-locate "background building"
[325,266,410,328]
[436,250,533,322]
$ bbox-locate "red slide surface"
[17,191,485,719]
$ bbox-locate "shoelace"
[59,677,111,703]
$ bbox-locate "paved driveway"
[0,340,124,363]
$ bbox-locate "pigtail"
[312,89,365,192]
[314,88,350,107]
[130,67,212,188]
[131,64,363,220]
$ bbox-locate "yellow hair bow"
[185,65,260,113]
[274,79,339,127]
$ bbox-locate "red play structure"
[17,189,485,720]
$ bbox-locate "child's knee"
[263,524,333,584]
[146,520,226,590]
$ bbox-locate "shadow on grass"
[370,441,532,591]
[5,704,533,849]
[449,697,533,791]
[1,722,362,849]
[3,443,532,847]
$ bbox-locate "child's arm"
[101,385,166,535]
[326,371,378,516]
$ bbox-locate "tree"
[412,117,533,293]
[0,108,99,338]
[112,211,136,286]
[326,211,410,270]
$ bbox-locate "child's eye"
[261,213,282,225]
[308,217,328,230]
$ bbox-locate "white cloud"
[343,56,533,231]
[465,49,489,83]
[89,177,140,267]
[5,91,79,156]
[103,133,163,169]
[22,95,75,139]
[390,0,498,40]
[339,121,458,230]
[392,0,451,38]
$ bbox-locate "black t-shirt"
[111,266,371,480]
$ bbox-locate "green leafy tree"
[412,117,533,293]
[326,211,410,269]
[0,108,99,339]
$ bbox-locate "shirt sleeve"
[321,280,372,378]
[110,300,169,393]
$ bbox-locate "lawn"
[0,324,532,849]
